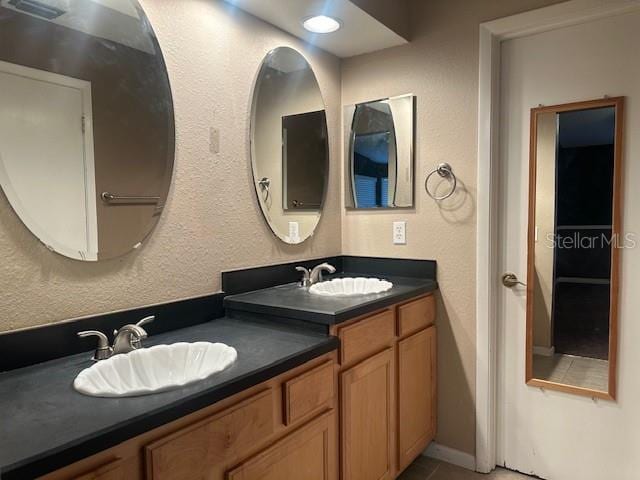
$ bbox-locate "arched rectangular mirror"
[344,94,415,209]
[526,97,624,400]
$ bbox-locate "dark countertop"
[0,317,338,480]
[224,275,438,325]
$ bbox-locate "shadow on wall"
[434,289,475,450]
[432,178,475,224]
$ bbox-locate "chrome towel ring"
[425,163,457,200]
[258,177,271,201]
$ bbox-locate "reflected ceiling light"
[302,15,341,34]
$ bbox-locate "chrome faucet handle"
[296,266,311,288]
[77,330,113,361]
[112,316,154,354]
[136,315,155,328]
[113,315,154,337]
[309,263,336,285]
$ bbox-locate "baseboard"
[423,442,476,471]
[533,345,555,356]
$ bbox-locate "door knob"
[502,272,526,288]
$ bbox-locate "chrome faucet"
[296,262,336,287]
[310,263,336,284]
[77,315,155,360]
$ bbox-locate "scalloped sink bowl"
[74,342,237,398]
[309,277,393,297]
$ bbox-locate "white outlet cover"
[393,221,406,245]
[288,221,300,243]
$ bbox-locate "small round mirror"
[250,47,329,244]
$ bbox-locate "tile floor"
[532,353,608,391]
[398,456,535,480]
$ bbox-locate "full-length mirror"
[250,47,328,244]
[527,97,624,399]
[0,0,174,261]
[344,95,415,209]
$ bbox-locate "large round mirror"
[0,0,174,261]
[250,47,328,244]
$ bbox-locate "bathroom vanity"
[0,257,437,480]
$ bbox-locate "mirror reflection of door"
[0,62,97,260]
[282,110,327,210]
[527,97,623,399]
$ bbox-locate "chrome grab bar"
[101,192,161,204]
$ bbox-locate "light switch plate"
[210,127,219,154]
[393,221,406,245]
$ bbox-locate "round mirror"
[0,0,174,261]
[250,47,328,244]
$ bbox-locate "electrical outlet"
[288,221,300,243]
[393,221,406,245]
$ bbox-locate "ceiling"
[223,0,408,58]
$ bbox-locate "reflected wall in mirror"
[344,94,415,209]
[527,97,624,400]
[251,47,328,244]
[0,0,174,261]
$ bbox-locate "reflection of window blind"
[355,175,377,208]
[381,178,389,207]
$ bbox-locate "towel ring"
[258,177,271,201]
[425,163,457,200]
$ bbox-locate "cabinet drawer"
[338,309,395,365]
[397,295,435,337]
[284,360,334,425]
[145,390,274,480]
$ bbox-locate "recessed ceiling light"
[302,15,341,34]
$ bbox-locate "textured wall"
[0,0,342,332]
[341,0,565,454]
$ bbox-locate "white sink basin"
[309,277,393,297]
[73,342,237,397]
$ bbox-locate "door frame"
[474,0,640,472]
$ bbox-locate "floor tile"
[397,457,536,480]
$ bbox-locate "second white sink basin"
[74,342,237,397]
[309,277,393,297]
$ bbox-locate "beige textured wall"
[0,0,342,332]
[341,0,565,454]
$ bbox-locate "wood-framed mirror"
[526,97,624,400]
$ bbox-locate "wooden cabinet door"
[397,326,436,471]
[227,411,337,480]
[340,348,394,480]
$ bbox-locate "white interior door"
[0,61,97,260]
[497,11,640,480]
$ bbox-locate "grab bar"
[101,192,160,204]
